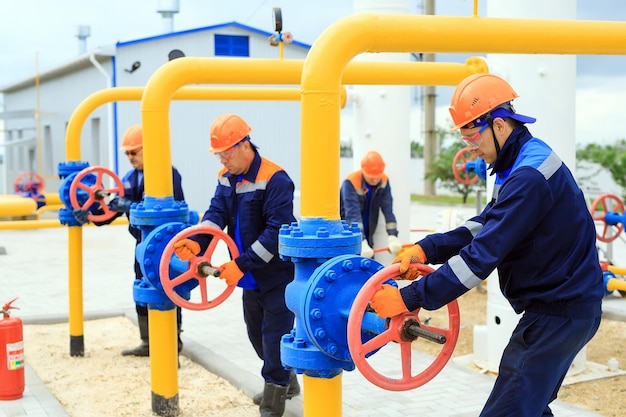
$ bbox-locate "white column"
[351,0,412,264]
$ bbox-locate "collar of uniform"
[490,125,533,175]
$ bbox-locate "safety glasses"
[461,124,489,150]
[215,143,240,160]
[125,148,142,156]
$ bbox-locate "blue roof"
[116,21,311,50]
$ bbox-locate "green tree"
[425,139,484,203]
[410,141,423,158]
[577,140,626,201]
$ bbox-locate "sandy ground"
[23,287,626,417]
[23,316,258,417]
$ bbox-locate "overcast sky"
[2,0,626,143]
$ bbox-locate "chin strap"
[486,115,501,156]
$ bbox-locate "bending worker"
[340,150,402,258]
[173,113,299,417]
[370,73,603,417]
[73,124,186,357]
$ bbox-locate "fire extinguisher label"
[6,341,24,370]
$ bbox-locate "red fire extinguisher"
[0,297,25,400]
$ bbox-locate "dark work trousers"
[243,281,294,386]
[480,311,601,417]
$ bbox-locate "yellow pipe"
[139,56,487,198]
[42,192,62,205]
[0,217,128,230]
[607,278,626,292]
[66,86,298,161]
[607,265,626,276]
[149,308,179,413]
[65,58,485,162]
[299,13,626,218]
[35,204,63,219]
[0,196,37,217]
[68,226,84,354]
[303,374,341,415]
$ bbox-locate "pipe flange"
[303,254,383,361]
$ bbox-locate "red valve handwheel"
[14,171,45,194]
[160,225,239,311]
[69,166,124,223]
[347,263,460,391]
[590,193,625,243]
[452,148,479,186]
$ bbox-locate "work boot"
[122,314,149,356]
[259,383,289,417]
[253,371,300,405]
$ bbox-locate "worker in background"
[73,124,186,358]
[370,73,603,417]
[172,113,299,417]
[340,150,402,258]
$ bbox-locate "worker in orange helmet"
[370,73,603,417]
[73,124,187,358]
[172,113,299,416]
[340,150,402,258]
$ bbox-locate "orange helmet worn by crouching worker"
[361,151,386,176]
[120,125,143,151]
[449,73,520,130]
[209,113,252,153]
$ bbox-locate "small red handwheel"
[14,171,45,195]
[69,166,124,222]
[347,263,460,391]
[160,225,240,311]
[452,148,479,185]
[590,193,625,243]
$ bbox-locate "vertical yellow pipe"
[67,226,84,354]
[149,309,178,413]
[303,374,342,417]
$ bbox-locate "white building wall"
[113,26,309,214]
[2,60,113,194]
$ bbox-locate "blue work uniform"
[197,151,296,386]
[340,171,399,247]
[400,126,603,417]
[96,167,185,323]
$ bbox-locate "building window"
[214,34,249,57]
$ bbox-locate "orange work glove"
[391,244,426,281]
[370,284,408,318]
[173,239,200,261]
[219,260,244,286]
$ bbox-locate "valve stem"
[402,318,446,344]
[197,261,220,278]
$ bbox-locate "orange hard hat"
[120,124,143,151]
[361,151,385,176]
[449,73,519,130]
[209,113,252,153]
